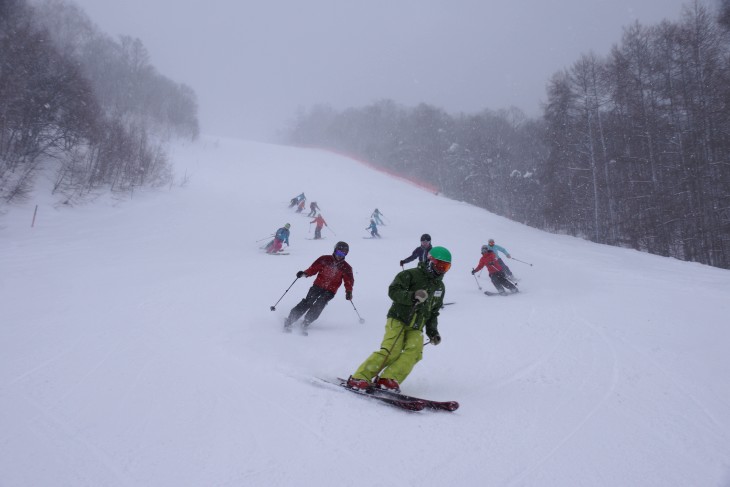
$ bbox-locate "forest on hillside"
[287,1,730,269]
[0,0,199,205]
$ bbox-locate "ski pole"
[511,257,533,267]
[326,226,336,236]
[472,273,482,290]
[269,277,299,311]
[256,234,274,242]
[350,300,365,324]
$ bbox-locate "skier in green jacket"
[347,247,451,392]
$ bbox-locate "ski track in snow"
[592,318,727,433]
[506,306,620,485]
[14,390,138,486]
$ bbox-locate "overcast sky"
[70,0,701,141]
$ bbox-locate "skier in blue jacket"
[371,208,385,225]
[485,238,514,278]
[366,219,381,238]
[266,223,291,253]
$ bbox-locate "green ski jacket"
[386,263,445,338]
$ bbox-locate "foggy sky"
[70,0,699,141]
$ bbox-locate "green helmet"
[428,246,451,263]
[427,246,451,275]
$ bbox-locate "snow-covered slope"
[1,137,729,486]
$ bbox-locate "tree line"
[286,1,730,269]
[0,0,199,205]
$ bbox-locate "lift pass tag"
[433,290,443,298]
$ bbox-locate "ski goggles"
[334,249,348,258]
[428,256,451,274]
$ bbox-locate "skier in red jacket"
[472,245,518,294]
[310,213,327,240]
[284,241,354,333]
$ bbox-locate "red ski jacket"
[311,215,327,228]
[474,251,502,275]
[303,255,354,294]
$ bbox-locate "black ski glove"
[399,260,405,267]
[296,271,305,278]
[345,290,352,300]
[430,334,442,346]
[471,269,476,275]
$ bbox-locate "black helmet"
[420,233,432,242]
[334,241,349,254]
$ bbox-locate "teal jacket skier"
[366,219,381,238]
[347,247,451,392]
[486,238,513,278]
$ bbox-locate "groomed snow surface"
[2,137,729,487]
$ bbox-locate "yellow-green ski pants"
[352,317,424,384]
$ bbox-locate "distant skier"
[371,208,385,225]
[310,213,327,240]
[284,241,354,333]
[296,198,306,213]
[265,223,291,254]
[307,201,320,217]
[472,245,518,294]
[366,219,381,238]
[346,247,452,392]
[288,192,305,208]
[399,233,432,267]
[485,238,514,279]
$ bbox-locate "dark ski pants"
[286,285,335,327]
[497,258,513,277]
[490,271,518,293]
[314,226,323,239]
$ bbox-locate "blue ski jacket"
[275,227,290,244]
[487,243,510,258]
